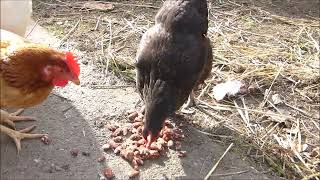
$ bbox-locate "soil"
[0,21,280,180]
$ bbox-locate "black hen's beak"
[143,130,159,149]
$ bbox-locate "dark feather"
[136,0,213,136]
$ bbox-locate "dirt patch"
[235,0,320,19]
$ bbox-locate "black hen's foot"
[181,91,196,114]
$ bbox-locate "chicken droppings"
[41,135,51,145]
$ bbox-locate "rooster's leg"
[6,108,36,121]
[0,109,36,129]
[0,124,47,153]
[181,91,196,114]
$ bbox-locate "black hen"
[135,0,213,147]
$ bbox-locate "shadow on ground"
[1,94,101,179]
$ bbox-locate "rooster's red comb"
[65,52,80,77]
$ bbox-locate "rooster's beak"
[71,77,80,85]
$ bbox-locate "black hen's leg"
[181,91,196,114]
[139,105,145,115]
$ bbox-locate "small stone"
[114,146,122,154]
[70,149,80,157]
[102,144,111,151]
[178,151,187,158]
[167,140,174,147]
[98,156,106,162]
[103,167,114,179]
[41,135,51,145]
[54,165,63,172]
[82,151,90,156]
[97,122,104,128]
[175,141,182,150]
[61,164,70,171]
[128,169,139,178]
[82,60,88,65]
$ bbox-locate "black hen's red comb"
[65,52,80,77]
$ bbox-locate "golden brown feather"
[0,29,80,153]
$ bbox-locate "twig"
[204,143,234,180]
[260,66,283,107]
[82,128,86,137]
[294,89,313,102]
[199,157,208,175]
[104,57,110,76]
[107,20,113,58]
[234,100,254,134]
[191,127,233,139]
[134,99,142,108]
[124,18,144,35]
[241,97,250,127]
[51,93,71,101]
[36,0,68,7]
[288,156,305,177]
[300,119,319,138]
[93,1,160,9]
[94,15,102,31]
[197,82,212,100]
[203,100,293,119]
[261,122,279,140]
[57,18,81,48]
[212,170,250,177]
[62,106,73,114]
[91,85,134,89]
[284,102,314,118]
[197,99,233,111]
[104,20,114,75]
[195,106,229,124]
[302,172,320,180]
[25,19,39,39]
[271,15,320,27]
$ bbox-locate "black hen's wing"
[155,0,208,35]
[135,24,209,111]
[135,0,211,111]
[135,0,212,138]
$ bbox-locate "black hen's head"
[142,79,176,148]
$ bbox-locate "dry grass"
[33,0,319,179]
